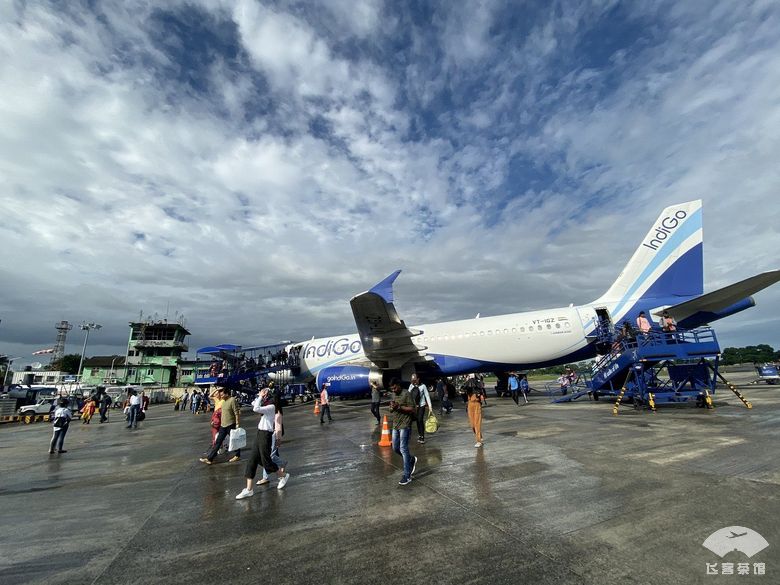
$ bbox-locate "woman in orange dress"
[466,382,484,448]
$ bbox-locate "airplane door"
[594,307,613,353]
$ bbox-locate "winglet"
[368,270,402,303]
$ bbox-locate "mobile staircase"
[194,342,302,394]
[586,326,752,414]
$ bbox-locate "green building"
[125,321,190,386]
[80,356,126,386]
[176,359,213,387]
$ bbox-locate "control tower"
[52,321,73,365]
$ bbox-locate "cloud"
[1,0,779,368]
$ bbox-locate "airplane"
[727,531,747,539]
[273,200,780,396]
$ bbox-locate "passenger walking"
[661,311,677,332]
[409,374,432,444]
[370,381,381,425]
[435,378,446,415]
[235,389,290,499]
[98,390,112,423]
[81,396,96,424]
[467,384,484,447]
[258,394,288,486]
[636,311,652,334]
[508,374,520,405]
[141,391,149,412]
[519,374,530,404]
[181,391,189,412]
[127,390,142,428]
[389,378,417,486]
[319,383,333,424]
[442,379,454,414]
[192,390,202,414]
[49,398,72,454]
[200,388,241,464]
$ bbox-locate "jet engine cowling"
[316,366,383,398]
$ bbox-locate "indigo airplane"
[283,200,779,396]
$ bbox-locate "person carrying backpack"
[49,398,72,454]
[409,374,432,444]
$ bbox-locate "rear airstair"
[586,326,752,413]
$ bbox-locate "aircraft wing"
[653,269,780,322]
[349,270,431,370]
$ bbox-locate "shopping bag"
[425,412,439,434]
[228,427,247,451]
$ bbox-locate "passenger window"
[555,323,561,329]
[546,324,551,330]
[512,328,517,333]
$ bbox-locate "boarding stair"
[584,326,752,413]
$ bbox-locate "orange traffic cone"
[378,415,392,447]
[314,399,320,415]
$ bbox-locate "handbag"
[425,412,439,434]
[228,427,247,452]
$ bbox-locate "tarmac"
[1,373,778,585]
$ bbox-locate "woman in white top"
[409,374,433,444]
[258,394,287,485]
[236,389,290,499]
[49,398,72,454]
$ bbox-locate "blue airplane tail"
[595,200,703,316]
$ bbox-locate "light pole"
[1,356,21,389]
[108,356,120,384]
[77,322,102,386]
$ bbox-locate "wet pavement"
[1,375,778,584]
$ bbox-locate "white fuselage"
[289,303,608,380]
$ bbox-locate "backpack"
[410,385,421,405]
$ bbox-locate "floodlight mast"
[76,323,102,385]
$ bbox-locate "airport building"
[125,320,190,387]
[80,356,127,386]
[176,359,213,387]
[10,369,69,385]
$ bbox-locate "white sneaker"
[277,473,290,490]
[474,442,483,448]
[256,478,270,486]
[235,488,254,500]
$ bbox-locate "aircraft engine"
[315,366,383,398]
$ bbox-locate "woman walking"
[466,383,484,448]
[257,394,287,486]
[236,388,290,499]
[49,398,72,454]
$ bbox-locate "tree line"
[721,345,778,365]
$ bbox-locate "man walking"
[370,381,381,425]
[508,374,520,405]
[319,382,333,424]
[200,388,241,464]
[389,378,417,486]
[98,389,112,422]
[409,374,432,444]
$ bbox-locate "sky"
[1,0,779,367]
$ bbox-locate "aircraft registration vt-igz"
[281,200,779,396]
